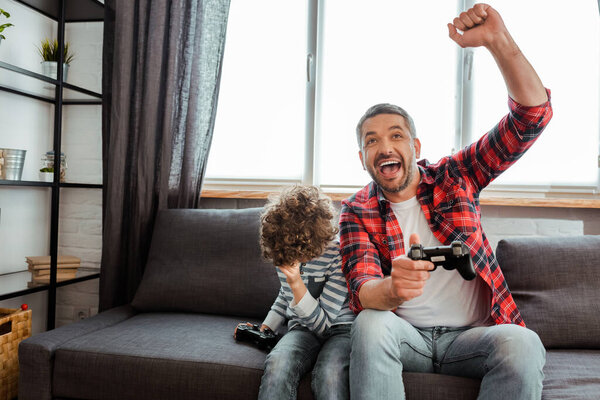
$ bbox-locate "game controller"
[234,322,278,351]
[408,241,476,281]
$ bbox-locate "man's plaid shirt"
[340,90,552,326]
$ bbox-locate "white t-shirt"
[390,196,492,328]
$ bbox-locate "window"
[206,0,600,194]
[205,0,308,181]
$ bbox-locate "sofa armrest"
[18,304,137,400]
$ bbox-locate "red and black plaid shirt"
[340,90,552,326]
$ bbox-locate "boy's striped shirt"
[263,241,354,335]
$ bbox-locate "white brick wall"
[482,216,584,251]
[54,22,103,327]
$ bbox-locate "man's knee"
[353,309,393,338]
[351,309,414,352]
[492,325,546,374]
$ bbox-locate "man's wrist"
[486,31,520,59]
[359,277,404,311]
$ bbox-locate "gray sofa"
[19,207,600,399]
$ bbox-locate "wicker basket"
[0,307,32,400]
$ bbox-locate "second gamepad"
[408,241,476,280]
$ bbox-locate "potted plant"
[37,38,75,82]
[0,8,13,45]
[39,167,54,182]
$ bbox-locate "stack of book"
[26,255,81,287]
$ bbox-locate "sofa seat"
[543,350,600,399]
[52,312,267,400]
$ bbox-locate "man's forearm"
[487,29,547,106]
[358,278,402,311]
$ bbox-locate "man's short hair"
[355,103,417,148]
[260,185,338,267]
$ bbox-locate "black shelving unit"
[0,0,103,329]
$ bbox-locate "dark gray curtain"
[100,0,230,311]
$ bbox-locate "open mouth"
[378,160,402,178]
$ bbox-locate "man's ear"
[358,150,366,170]
[414,138,421,159]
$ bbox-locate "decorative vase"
[39,171,54,182]
[41,61,69,82]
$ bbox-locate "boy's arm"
[262,287,287,332]
[288,244,350,335]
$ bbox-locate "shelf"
[0,61,102,103]
[16,0,104,22]
[0,179,52,187]
[60,182,103,189]
[0,180,103,188]
[0,269,100,301]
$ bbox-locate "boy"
[258,185,354,400]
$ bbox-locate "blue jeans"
[350,310,545,400]
[258,324,351,400]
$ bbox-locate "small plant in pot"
[39,167,54,182]
[0,8,14,45]
[37,38,75,82]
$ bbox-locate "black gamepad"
[234,322,278,351]
[408,241,476,281]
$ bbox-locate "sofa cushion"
[496,235,600,349]
[52,313,269,400]
[132,208,280,318]
[543,349,600,399]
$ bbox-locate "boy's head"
[260,185,339,267]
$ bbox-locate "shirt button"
[382,239,387,244]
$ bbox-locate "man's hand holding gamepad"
[389,234,434,305]
[358,234,434,310]
[260,324,271,332]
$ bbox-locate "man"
[339,4,552,400]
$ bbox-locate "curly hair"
[260,185,339,267]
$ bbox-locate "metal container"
[41,61,69,82]
[0,148,27,181]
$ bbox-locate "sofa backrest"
[497,235,600,349]
[131,208,281,319]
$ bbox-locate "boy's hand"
[278,262,302,284]
[278,261,308,304]
[260,324,271,332]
